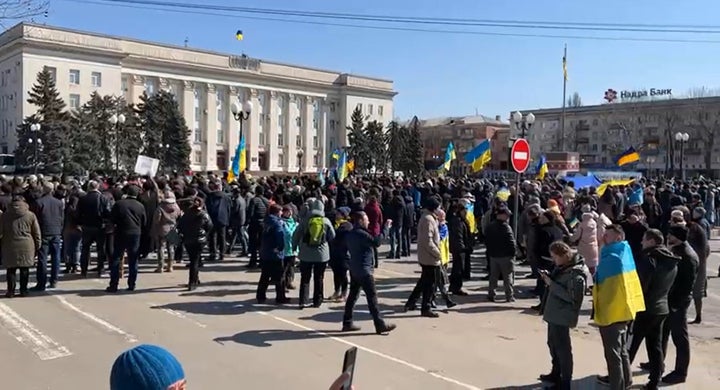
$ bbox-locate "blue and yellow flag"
[439,223,450,265]
[464,139,491,172]
[337,150,349,182]
[593,241,645,326]
[465,202,478,234]
[597,178,636,197]
[236,30,244,41]
[536,155,549,180]
[331,149,341,161]
[227,135,246,183]
[440,142,456,171]
[615,147,640,167]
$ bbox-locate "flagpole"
[560,44,567,151]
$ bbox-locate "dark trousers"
[628,312,666,384]
[207,225,226,259]
[406,265,438,312]
[661,306,690,377]
[63,230,82,268]
[6,267,30,295]
[400,225,411,255]
[247,222,263,265]
[80,227,106,274]
[283,256,296,287]
[463,250,472,279]
[185,242,202,287]
[343,272,384,328]
[449,251,464,292]
[109,234,141,289]
[388,225,402,258]
[256,261,286,302]
[37,235,62,288]
[547,323,573,390]
[330,258,348,295]
[372,245,379,268]
[599,322,632,390]
[227,224,248,254]
[298,262,327,306]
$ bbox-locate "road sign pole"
[511,130,528,240]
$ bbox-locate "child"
[281,205,299,291]
[329,207,353,302]
[434,209,457,308]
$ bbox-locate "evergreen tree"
[386,121,407,172]
[71,92,115,173]
[365,120,386,173]
[117,102,143,171]
[136,91,191,172]
[346,106,370,172]
[16,69,72,173]
[404,116,425,175]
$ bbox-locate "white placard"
[133,155,160,177]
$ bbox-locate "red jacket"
[364,200,383,237]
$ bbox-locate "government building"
[0,23,396,172]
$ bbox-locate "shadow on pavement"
[455,304,521,315]
[214,328,376,347]
[152,299,254,316]
[485,375,600,389]
[180,288,258,298]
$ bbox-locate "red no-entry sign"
[510,138,531,173]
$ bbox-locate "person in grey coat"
[539,241,587,390]
[292,198,335,308]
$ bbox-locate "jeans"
[37,235,62,288]
[661,306,690,377]
[257,261,286,302]
[63,230,82,268]
[343,272,386,328]
[227,224,248,255]
[599,322,632,390]
[298,262,327,306]
[109,234,141,289]
[547,323,573,389]
[156,238,174,271]
[185,242,202,287]
[207,225,227,259]
[628,313,666,384]
[388,225,402,258]
[80,227,106,274]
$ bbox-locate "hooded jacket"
[205,190,231,227]
[570,212,599,268]
[542,254,587,328]
[330,219,353,263]
[281,217,298,257]
[292,199,335,263]
[638,245,679,316]
[346,225,381,277]
[260,214,285,262]
[0,201,41,269]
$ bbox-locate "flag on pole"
[227,135,246,183]
[440,142,456,171]
[337,151,349,182]
[536,155,549,180]
[235,30,244,41]
[562,53,568,81]
[464,139,492,172]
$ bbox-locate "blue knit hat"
[110,344,186,390]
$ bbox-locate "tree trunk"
[705,133,715,177]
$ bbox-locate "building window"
[296,135,301,147]
[278,153,284,167]
[194,127,202,143]
[69,69,80,85]
[329,120,335,131]
[259,132,265,145]
[592,119,598,126]
[277,132,284,147]
[145,78,156,95]
[313,135,319,148]
[313,154,319,166]
[69,94,81,109]
[368,104,374,115]
[356,103,362,112]
[91,72,102,87]
[330,102,336,112]
[216,151,227,169]
[379,105,384,116]
[193,151,202,164]
[121,76,128,93]
[217,128,224,144]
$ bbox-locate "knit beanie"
[110,344,186,390]
[668,225,689,242]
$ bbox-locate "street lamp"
[675,131,690,180]
[510,111,535,238]
[296,148,304,175]
[109,113,126,175]
[647,156,657,176]
[158,143,170,172]
[231,100,252,174]
[28,123,42,174]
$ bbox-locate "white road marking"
[513,151,528,161]
[0,302,72,360]
[376,268,412,278]
[54,296,138,343]
[148,302,207,328]
[254,311,481,390]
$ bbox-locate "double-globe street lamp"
[675,131,690,180]
[28,123,42,174]
[109,113,126,174]
[230,100,253,175]
[510,111,535,238]
[296,149,304,175]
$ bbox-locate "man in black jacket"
[401,192,414,257]
[107,185,147,293]
[77,180,111,277]
[386,190,405,259]
[33,181,65,290]
[629,229,678,390]
[448,203,471,295]
[660,225,698,385]
[247,186,269,268]
[484,206,516,302]
[205,182,231,262]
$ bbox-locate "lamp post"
[296,149,304,175]
[647,156,657,177]
[675,131,689,180]
[231,100,253,174]
[28,123,42,174]
[510,111,535,238]
[109,113,126,175]
[158,143,170,172]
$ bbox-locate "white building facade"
[0,23,396,172]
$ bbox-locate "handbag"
[166,228,181,246]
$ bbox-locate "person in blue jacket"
[256,204,290,304]
[329,207,352,301]
[342,211,396,335]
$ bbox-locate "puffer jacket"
[292,199,335,263]
[177,207,213,245]
[542,253,587,328]
[417,210,441,266]
[0,201,41,269]
[570,213,599,269]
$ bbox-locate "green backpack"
[304,216,326,247]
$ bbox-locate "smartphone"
[341,347,358,390]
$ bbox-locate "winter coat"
[346,225,382,278]
[417,210,441,267]
[448,214,471,254]
[687,221,709,299]
[281,217,298,257]
[668,242,699,311]
[542,253,587,328]
[0,201,41,269]
[620,220,648,263]
[151,201,181,239]
[177,207,213,245]
[292,199,335,263]
[34,193,65,236]
[330,220,352,264]
[638,245,679,316]
[205,191,232,227]
[484,219,516,258]
[364,200,383,237]
[570,213,599,269]
[260,214,285,262]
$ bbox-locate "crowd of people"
[0,171,714,389]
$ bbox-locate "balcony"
[685,148,702,155]
[575,123,590,132]
[576,137,590,144]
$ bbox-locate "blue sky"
[38,0,720,120]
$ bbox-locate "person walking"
[484,206,517,302]
[448,203,471,295]
[0,196,41,298]
[404,197,442,317]
[292,198,335,309]
[33,181,64,291]
[342,211,396,334]
[107,186,147,293]
[329,207,352,301]
[256,204,289,304]
[247,186,269,268]
[177,196,213,291]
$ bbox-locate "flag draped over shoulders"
[593,241,645,326]
[439,223,450,265]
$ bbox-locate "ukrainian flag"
[536,155,549,180]
[593,241,645,326]
[464,139,492,172]
[331,149,341,161]
[337,151,349,182]
[227,135,246,183]
[463,201,478,234]
[615,147,640,167]
[439,223,450,265]
[440,142,456,171]
[236,30,244,41]
[597,178,636,197]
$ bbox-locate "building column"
[128,74,144,105]
[158,77,170,92]
[227,86,240,167]
[182,80,195,160]
[248,88,260,171]
[319,99,328,169]
[286,94,298,172]
[267,91,279,171]
[204,84,218,171]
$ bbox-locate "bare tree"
[661,110,681,175]
[687,99,720,175]
[0,0,48,25]
[602,103,641,157]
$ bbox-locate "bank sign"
[619,88,672,99]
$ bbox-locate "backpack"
[304,216,326,247]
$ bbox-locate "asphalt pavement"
[1,242,719,389]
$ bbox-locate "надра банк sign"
[620,88,672,99]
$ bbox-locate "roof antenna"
[184,37,188,47]
[475,107,479,115]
